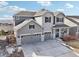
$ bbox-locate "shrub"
[62,35,78,41]
[6,35,16,45]
[0,30,6,36]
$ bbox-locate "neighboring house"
[13,9,79,45]
[65,16,79,37]
[0,18,14,32]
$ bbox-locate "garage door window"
[29,25,35,29]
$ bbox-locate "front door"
[56,32,59,38]
[55,29,60,38]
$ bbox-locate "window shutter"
[53,16,55,24]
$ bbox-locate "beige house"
[13,9,79,45]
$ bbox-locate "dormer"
[54,12,65,25]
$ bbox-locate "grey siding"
[17,21,42,36]
[69,27,77,36]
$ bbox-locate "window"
[45,17,51,23]
[56,29,59,32]
[61,28,67,33]
[56,18,59,22]
[56,17,63,22]
[29,25,35,29]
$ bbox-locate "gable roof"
[66,16,79,19]
[34,10,47,17]
[15,11,36,17]
[15,19,42,30]
[53,11,64,16]
[64,17,78,27]
[14,9,65,17]
[66,16,79,25]
[34,9,54,17]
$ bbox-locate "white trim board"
[20,32,42,36]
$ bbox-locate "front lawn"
[66,40,79,49]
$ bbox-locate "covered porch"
[52,24,69,39]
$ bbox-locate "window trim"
[56,17,63,22]
[45,17,51,23]
[56,17,64,24]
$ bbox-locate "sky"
[0,1,79,19]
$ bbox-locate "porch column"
[67,28,69,35]
[51,30,53,39]
[16,35,21,46]
[41,34,44,42]
[59,28,61,38]
[15,31,21,45]
[53,29,55,39]
[14,27,21,46]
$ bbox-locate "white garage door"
[21,34,41,44]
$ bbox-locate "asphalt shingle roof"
[15,11,36,17]
[66,16,79,25]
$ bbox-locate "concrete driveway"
[22,40,79,57]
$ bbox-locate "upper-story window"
[45,17,51,23]
[56,17,63,22]
[29,25,35,29]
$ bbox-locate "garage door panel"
[44,32,51,40]
[21,34,41,44]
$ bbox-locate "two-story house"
[13,9,79,45]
